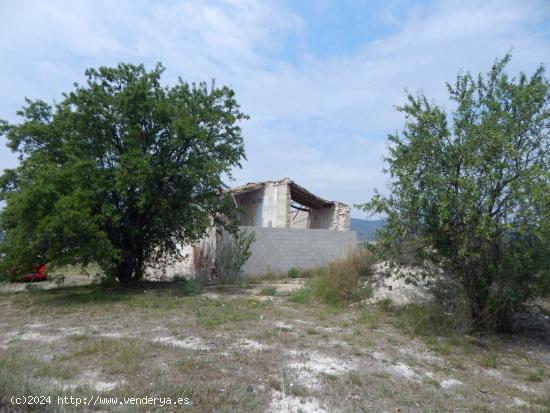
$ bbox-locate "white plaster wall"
[309,205,335,229]
[261,183,288,228]
[235,189,265,226]
[144,243,195,280]
[276,183,289,228]
[289,209,310,228]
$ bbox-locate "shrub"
[260,286,277,296]
[198,228,256,284]
[291,248,374,306]
[359,55,550,331]
[525,368,545,382]
[218,229,256,283]
[389,277,473,338]
[289,285,313,304]
[392,299,471,339]
[376,298,393,313]
[287,267,300,278]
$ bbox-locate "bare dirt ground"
[0,278,548,412]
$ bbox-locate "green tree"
[0,63,247,284]
[359,55,550,330]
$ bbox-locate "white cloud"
[0,0,549,218]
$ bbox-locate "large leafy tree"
[360,55,550,330]
[0,63,247,284]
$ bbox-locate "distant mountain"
[350,218,385,242]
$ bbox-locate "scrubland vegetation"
[1,253,549,412]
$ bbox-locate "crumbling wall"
[331,202,351,230]
[259,181,289,228]
[309,205,334,229]
[308,203,350,230]
[289,209,310,228]
[235,188,265,226]
[144,244,195,280]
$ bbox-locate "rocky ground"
[0,278,548,412]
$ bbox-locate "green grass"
[260,286,277,296]
[479,353,498,369]
[529,394,550,412]
[6,280,204,314]
[289,285,313,304]
[0,352,53,406]
[287,267,300,278]
[49,263,102,278]
[290,277,372,307]
[356,308,380,329]
[194,298,262,328]
[392,303,469,338]
[423,336,453,355]
[448,358,465,370]
[348,372,363,386]
[35,362,78,380]
[423,377,441,387]
[67,338,149,375]
[289,249,374,306]
[177,355,208,374]
[377,298,393,313]
[525,367,545,382]
[68,334,88,342]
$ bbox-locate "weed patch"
[289,249,374,306]
[525,367,545,382]
[393,303,470,338]
[479,352,498,369]
[260,286,277,296]
[287,267,300,278]
[195,298,261,328]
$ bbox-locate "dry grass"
[290,248,374,306]
[0,272,549,412]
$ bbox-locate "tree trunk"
[116,252,137,285]
[463,266,488,331]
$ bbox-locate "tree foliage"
[359,55,550,330]
[0,63,247,284]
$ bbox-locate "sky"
[1,0,549,218]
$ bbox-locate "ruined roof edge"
[228,178,349,208]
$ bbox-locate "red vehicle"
[21,263,48,282]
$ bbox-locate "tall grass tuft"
[290,248,374,306]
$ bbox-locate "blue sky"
[1,0,549,217]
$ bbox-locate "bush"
[260,286,277,296]
[287,267,300,278]
[359,55,550,331]
[290,248,374,306]
[290,285,313,304]
[218,229,256,283]
[198,228,256,284]
[392,300,471,338]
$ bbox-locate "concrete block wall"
[238,226,357,276]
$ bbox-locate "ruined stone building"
[147,178,357,279]
[230,178,351,231]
